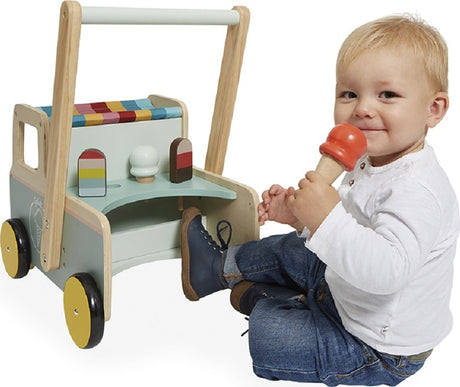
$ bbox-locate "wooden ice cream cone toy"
[316,123,367,183]
[129,145,160,183]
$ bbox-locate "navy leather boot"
[181,207,231,301]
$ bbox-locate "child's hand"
[257,184,300,228]
[287,171,341,234]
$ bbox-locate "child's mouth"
[360,128,385,136]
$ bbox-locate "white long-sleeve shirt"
[305,144,460,355]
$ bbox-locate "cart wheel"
[1,219,31,279]
[64,273,104,349]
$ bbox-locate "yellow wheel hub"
[64,276,92,348]
[1,221,19,278]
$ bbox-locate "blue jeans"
[226,232,427,386]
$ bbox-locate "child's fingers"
[258,212,268,226]
[269,184,284,196]
[287,186,296,196]
[305,170,323,182]
[261,190,271,203]
[298,178,309,189]
[286,192,296,208]
[257,202,267,214]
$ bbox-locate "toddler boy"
[181,15,459,386]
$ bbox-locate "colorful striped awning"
[38,98,182,127]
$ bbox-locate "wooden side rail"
[205,6,250,175]
[40,1,81,271]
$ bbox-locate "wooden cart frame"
[1,1,259,348]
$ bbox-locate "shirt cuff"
[297,227,311,239]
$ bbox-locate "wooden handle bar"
[82,7,240,26]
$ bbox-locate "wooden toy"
[78,149,107,196]
[316,123,367,183]
[0,1,259,349]
[129,145,160,183]
[170,138,193,183]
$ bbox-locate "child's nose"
[354,98,376,119]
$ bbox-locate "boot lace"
[241,317,250,337]
[216,220,232,250]
[199,219,232,252]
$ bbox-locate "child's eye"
[379,91,398,99]
[341,91,357,99]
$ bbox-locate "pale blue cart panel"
[9,176,106,296]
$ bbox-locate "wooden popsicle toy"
[78,149,107,197]
[316,123,367,183]
[170,137,193,183]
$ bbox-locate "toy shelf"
[67,172,237,214]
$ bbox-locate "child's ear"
[427,92,449,128]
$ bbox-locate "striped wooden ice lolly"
[78,149,107,197]
[170,138,193,183]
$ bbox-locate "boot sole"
[180,207,202,301]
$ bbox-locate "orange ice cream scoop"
[316,123,367,184]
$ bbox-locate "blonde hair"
[336,14,448,92]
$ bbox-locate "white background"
[1,1,459,386]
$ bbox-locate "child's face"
[334,47,444,166]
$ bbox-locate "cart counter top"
[67,173,236,214]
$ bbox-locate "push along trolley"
[1,1,259,348]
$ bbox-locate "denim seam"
[333,340,380,379]
[376,354,418,378]
[243,264,281,277]
[335,359,380,379]
[253,363,318,377]
[254,354,421,381]
[254,360,381,383]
